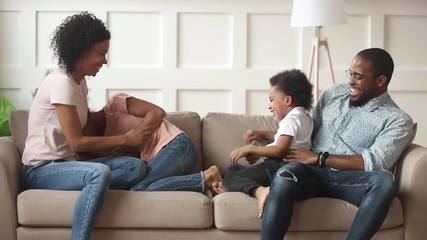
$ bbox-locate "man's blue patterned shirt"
[311,84,413,171]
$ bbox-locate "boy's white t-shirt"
[22,69,89,166]
[268,106,313,149]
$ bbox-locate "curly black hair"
[269,69,314,110]
[50,12,111,73]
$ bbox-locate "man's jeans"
[261,162,396,240]
[130,133,202,192]
[24,156,144,240]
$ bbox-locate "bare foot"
[203,165,222,195]
[211,181,225,195]
[252,186,270,218]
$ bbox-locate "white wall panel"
[178,13,232,68]
[36,11,78,67]
[315,15,371,90]
[0,89,21,108]
[385,15,427,69]
[0,11,21,67]
[389,91,427,147]
[177,90,231,117]
[383,14,427,146]
[247,13,299,69]
[246,90,270,115]
[323,15,370,71]
[108,12,163,68]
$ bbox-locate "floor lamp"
[291,0,347,100]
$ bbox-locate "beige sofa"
[1,110,427,240]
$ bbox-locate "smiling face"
[268,85,292,121]
[348,56,387,106]
[74,40,109,80]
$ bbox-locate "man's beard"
[349,96,369,107]
[349,88,377,107]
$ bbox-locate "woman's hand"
[124,125,155,148]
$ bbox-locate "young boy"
[212,69,313,218]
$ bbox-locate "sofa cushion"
[164,111,202,172]
[9,110,203,172]
[18,190,213,229]
[9,110,29,155]
[202,112,278,174]
[213,192,403,231]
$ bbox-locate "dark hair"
[356,48,394,84]
[50,12,111,73]
[269,69,313,109]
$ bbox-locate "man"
[260,48,413,240]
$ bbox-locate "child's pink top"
[103,93,183,162]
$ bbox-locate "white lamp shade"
[291,0,347,27]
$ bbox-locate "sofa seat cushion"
[18,190,212,229]
[213,192,403,231]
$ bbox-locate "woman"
[22,12,147,240]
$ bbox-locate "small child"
[83,93,222,193]
[212,69,313,218]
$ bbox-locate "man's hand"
[284,149,318,165]
[246,154,261,164]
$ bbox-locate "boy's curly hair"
[269,69,314,110]
[50,12,111,73]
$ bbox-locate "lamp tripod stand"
[307,27,336,100]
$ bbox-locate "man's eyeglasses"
[345,69,377,81]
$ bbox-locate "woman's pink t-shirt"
[22,69,89,166]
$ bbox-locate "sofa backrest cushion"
[164,111,202,172]
[9,110,203,172]
[9,110,28,155]
[202,112,278,174]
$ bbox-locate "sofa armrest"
[395,143,427,240]
[0,136,23,240]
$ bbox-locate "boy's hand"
[243,130,260,144]
[230,145,251,164]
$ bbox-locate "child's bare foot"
[203,165,222,195]
[252,186,270,218]
[212,181,225,195]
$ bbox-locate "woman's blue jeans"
[261,162,396,240]
[130,133,202,192]
[23,156,144,240]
